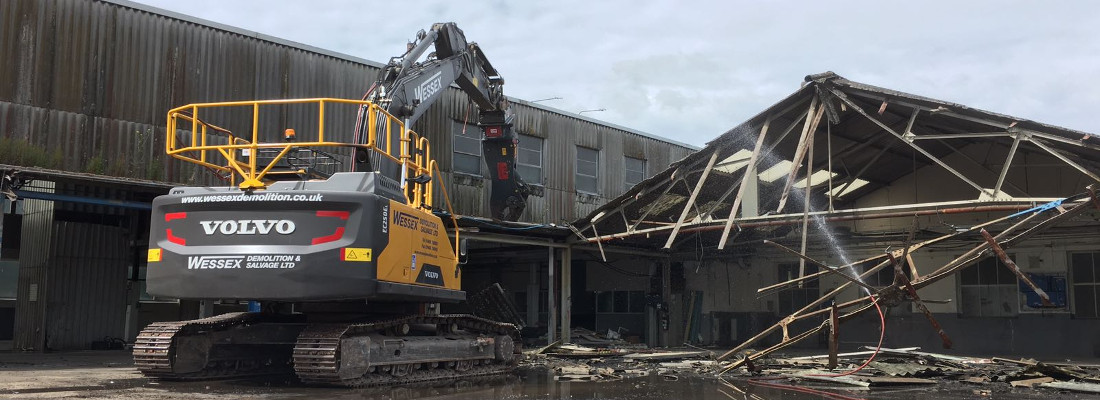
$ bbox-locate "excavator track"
[134,312,303,380]
[293,314,519,387]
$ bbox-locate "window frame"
[776,263,819,316]
[516,134,544,185]
[957,255,1019,318]
[623,156,646,192]
[596,290,647,314]
[575,146,600,194]
[452,123,482,176]
[1071,251,1100,318]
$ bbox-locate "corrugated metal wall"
[0,0,696,224]
[12,186,54,350]
[45,221,128,350]
[0,0,376,184]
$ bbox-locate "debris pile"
[719,346,1100,395]
[526,343,1100,395]
[525,190,1100,396]
[526,342,721,382]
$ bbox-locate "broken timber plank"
[664,150,720,248]
[1040,381,1100,394]
[775,100,824,213]
[1010,377,1055,388]
[718,115,772,249]
[625,351,711,361]
[980,228,1054,306]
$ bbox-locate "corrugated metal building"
[0,0,697,350]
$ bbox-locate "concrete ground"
[0,350,1090,399]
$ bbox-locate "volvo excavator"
[133,23,530,387]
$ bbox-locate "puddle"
[142,366,1042,400]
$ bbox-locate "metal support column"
[527,262,540,328]
[547,245,556,343]
[660,259,672,347]
[559,246,572,343]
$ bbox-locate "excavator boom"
[366,22,529,221]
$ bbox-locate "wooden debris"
[624,350,710,361]
[1010,376,1055,388]
[659,360,718,369]
[528,340,561,355]
[1040,381,1100,394]
[991,357,1035,366]
[961,376,990,385]
[1025,361,1100,383]
[544,343,633,358]
[558,365,591,375]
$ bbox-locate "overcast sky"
[131,0,1100,147]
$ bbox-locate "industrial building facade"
[0,0,695,350]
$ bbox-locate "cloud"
[131,0,1100,146]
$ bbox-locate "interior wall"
[675,228,1100,355]
[849,142,1088,233]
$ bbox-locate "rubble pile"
[731,346,1100,392]
[525,344,1100,395]
[524,342,717,382]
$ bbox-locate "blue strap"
[1008,198,1066,219]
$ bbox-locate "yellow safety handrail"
[165,98,436,210]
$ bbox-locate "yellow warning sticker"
[342,248,372,262]
[147,248,162,262]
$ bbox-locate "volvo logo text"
[199,220,296,235]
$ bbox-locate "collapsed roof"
[574,72,1100,251]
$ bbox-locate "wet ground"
[0,351,1091,399]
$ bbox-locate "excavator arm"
[365,22,529,221]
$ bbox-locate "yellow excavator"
[133,22,529,387]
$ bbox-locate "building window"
[1072,252,1100,318]
[959,256,1018,317]
[596,290,647,313]
[517,134,543,184]
[777,263,819,315]
[452,123,481,176]
[576,146,599,194]
[624,156,646,191]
